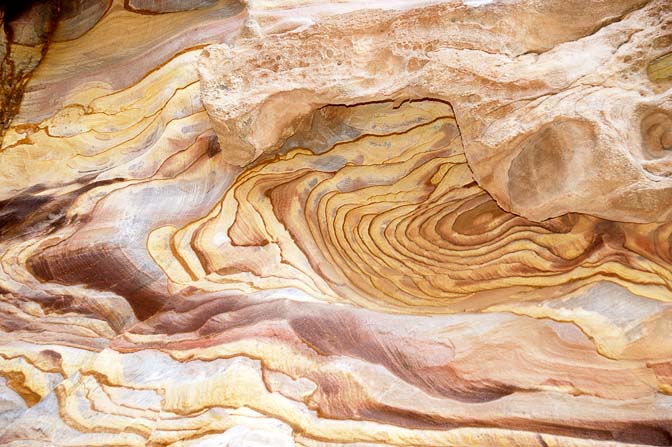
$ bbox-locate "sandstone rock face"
[200,0,672,223]
[0,1,671,446]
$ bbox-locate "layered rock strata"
[0,1,671,446]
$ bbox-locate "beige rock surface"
[200,0,672,223]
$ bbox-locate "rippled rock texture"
[1,1,672,446]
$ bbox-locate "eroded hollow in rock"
[508,119,598,211]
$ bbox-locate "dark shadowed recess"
[0,0,61,144]
[0,178,123,239]
[0,0,55,24]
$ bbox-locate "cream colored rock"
[199,0,672,223]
